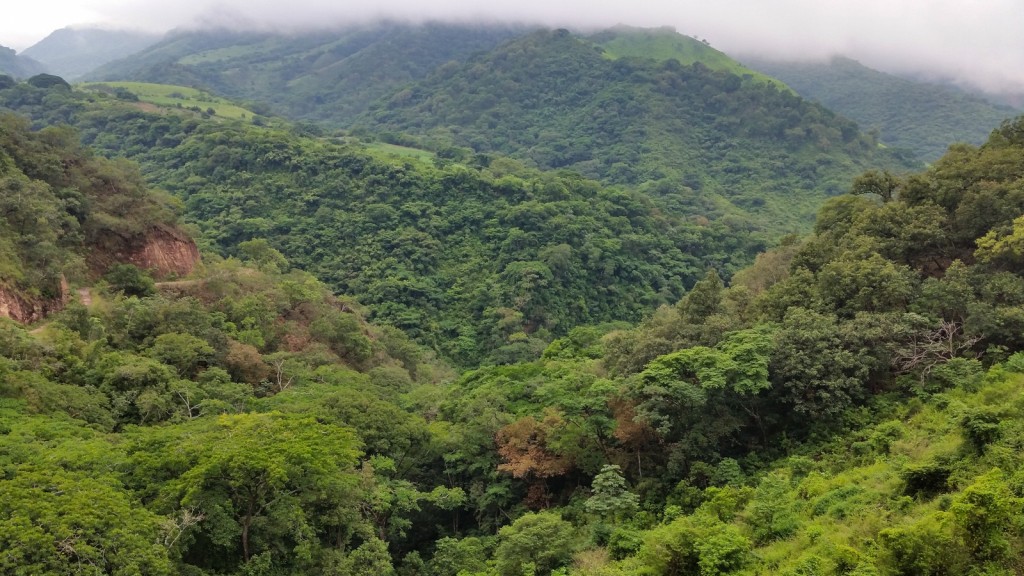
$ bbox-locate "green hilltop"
[592,25,787,90]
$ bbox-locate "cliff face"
[125,225,201,279]
[0,276,70,324]
[88,224,202,281]
[1,226,201,325]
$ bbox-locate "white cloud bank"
[3,0,1023,94]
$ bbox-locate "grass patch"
[595,27,791,91]
[364,142,435,163]
[79,82,257,120]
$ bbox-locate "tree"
[0,467,175,575]
[746,473,798,544]
[238,238,289,273]
[493,511,577,576]
[104,263,156,297]
[850,170,901,202]
[147,332,215,377]
[161,412,364,570]
[585,464,639,522]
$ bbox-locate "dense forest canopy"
[361,29,917,234]
[2,25,1024,575]
[0,77,772,365]
[746,55,1021,162]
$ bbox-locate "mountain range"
[87,25,919,237]
[88,22,527,125]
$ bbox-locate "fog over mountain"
[3,0,1023,95]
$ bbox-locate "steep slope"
[365,29,918,234]
[0,109,196,323]
[88,22,525,126]
[0,78,765,364]
[21,27,162,80]
[746,56,1020,162]
[0,45,45,79]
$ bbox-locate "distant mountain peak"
[22,26,162,80]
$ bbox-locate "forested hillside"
[746,56,1020,162]
[88,23,525,126]
[364,29,917,233]
[3,75,1024,573]
[85,24,922,235]
[0,110,193,323]
[0,77,771,366]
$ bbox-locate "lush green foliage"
[0,112,179,300]
[747,56,1021,162]
[87,23,525,127]
[5,29,1024,576]
[365,29,917,234]
[0,80,771,365]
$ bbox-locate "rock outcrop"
[0,276,70,324]
[125,225,201,279]
[88,224,202,281]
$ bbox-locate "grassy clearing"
[364,141,436,163]
[597,28,791,91]
[79,82,257,120]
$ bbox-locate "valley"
[2,19,1024,576]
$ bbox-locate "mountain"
[364,29,918,234]
[5,78,1024,574]
[0,77,768,365]
[745,56,1020,162]
[21,26,162,81]
[0,45,45,79]
[88,22,526,126]
[590,25,784,89]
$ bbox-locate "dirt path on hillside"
[78,287,92,306]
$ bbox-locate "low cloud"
[8,0,1024,95]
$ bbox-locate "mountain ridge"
[745,55,1020,162]
[22,26,162,80]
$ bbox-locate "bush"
[104,263,155,297]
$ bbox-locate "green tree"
[494,511,577,576]
[585,464,640,522]
[104,263,156,297]
[0,467,174,575]
[155,412,364,570]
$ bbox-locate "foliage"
[6,26,1024,576]
[747,56,1020,162]
[366,29,916,235]
[493,511,577,576]
[87,23,525,127]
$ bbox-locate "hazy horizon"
[4,0,1023,96]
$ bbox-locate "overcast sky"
[3,0,1023,94]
